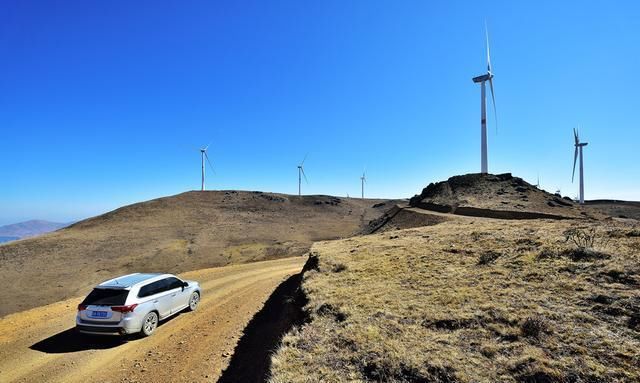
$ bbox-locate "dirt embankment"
[363,204,451,234]
[0,190,397,317]
[0,256,306,383]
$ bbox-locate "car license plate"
[91,311,108,318]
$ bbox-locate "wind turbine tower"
[297,155,308,196]
[472,25,497,174]
[360,171,367,199]
[200,145,214,191]
[572,128,588,204]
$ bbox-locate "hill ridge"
[0,190,398,317]
[408,173,591,219]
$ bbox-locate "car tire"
[141,311,158,337]
[187,291,200,312]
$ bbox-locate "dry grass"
[270,217,640,382]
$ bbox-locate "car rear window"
[81,288,129,306]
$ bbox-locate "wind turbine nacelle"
[472,73,492,83]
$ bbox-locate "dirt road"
[0,256,305,383]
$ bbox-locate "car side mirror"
[182,281,188,291]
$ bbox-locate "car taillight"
[77,304,87,311]
[111,304,138,313]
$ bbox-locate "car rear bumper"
[76,315,142,336]
[76,324,127,336]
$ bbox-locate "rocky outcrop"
[409,173,580,220]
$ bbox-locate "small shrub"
[332,263,347,273]
[606,229,626,238]
[626,229,640,238]
[317,303,347,322]
[560,227,611,261]
[560,248,609,262]
[536,245,608,262]
[480,344,499,358]
[520,316,550,339]
[471,231,486,241]
[478,250,501,265]
[600,270,637,285]
[536,248,560,261]
[589,294,616,305]
[516,370,560,383]
[515,238,542,249]
[563,226,610,250]
[563,227,597,249]
[422,318,477,331]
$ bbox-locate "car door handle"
[153,300,159,303]
[171,294,177,297]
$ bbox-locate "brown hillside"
[585,200,640,221]
[0,190,397,317]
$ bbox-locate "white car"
[76,273,201,336]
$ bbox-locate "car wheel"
[141,312,158,337]
[187,292,200,312]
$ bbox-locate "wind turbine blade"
[485,21,492,73]
[573,128,579,145]
[488,78,497,134]
[301,152,309,166]
[572,146,578,182]
[204,152,216,175]
[301,167,308,183]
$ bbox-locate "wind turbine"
[360,171,367,199]
[472,23,497,174]
[199,145,215,191]
[297,155,308,196]
[572,128,588,204]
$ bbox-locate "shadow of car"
[30,310,185,354]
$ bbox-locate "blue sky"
[1,1,639,225]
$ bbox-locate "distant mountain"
[0,220,69,240]
[0,236,20,244]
